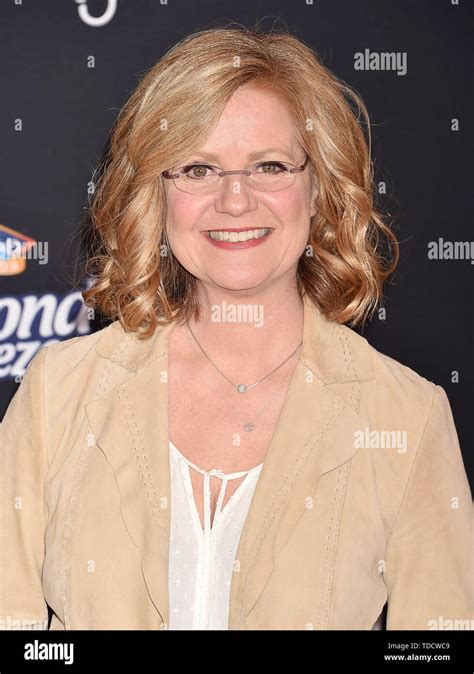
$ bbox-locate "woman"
[1,25,472,631]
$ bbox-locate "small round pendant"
[237,384,247,394]
[244,422,254,432]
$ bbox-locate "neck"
[186,277,304,379]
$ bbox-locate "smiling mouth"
[206,228,272,242]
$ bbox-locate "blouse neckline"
[169,440,264,479]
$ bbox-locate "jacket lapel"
[84,294,374,629]
[84,322,174,627]
[228,296,375,627]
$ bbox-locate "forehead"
[196,85,299,159]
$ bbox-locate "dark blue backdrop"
[1,0,472,490]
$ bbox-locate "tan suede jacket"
[1,294,473,630]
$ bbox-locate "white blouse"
[168,439,264,630]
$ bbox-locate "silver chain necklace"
[238,345,302,431]
[186,322,303,394]
[186,322,303,432]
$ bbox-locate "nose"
[213,174,259,216]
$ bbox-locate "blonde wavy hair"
[82,23,399,338]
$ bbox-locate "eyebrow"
[189,148,297,162]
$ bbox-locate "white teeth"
[208,228,270,242]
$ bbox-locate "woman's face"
[164,84,318,294]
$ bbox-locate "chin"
[206,272,272,292]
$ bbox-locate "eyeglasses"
[162,154,310,195]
